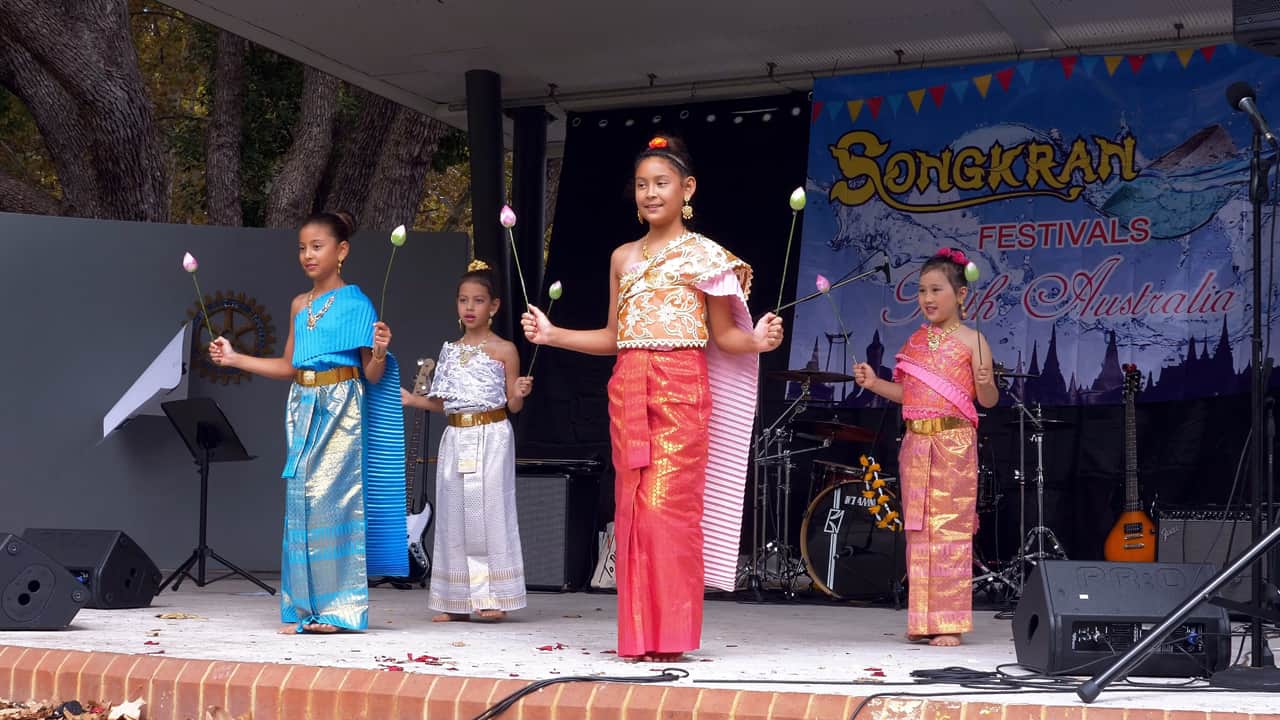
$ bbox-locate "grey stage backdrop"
[0,212,468,573]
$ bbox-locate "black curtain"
[517,92,812,521]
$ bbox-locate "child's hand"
[521,305,554,345]
[400,387,414,407]
[853,362,877,389]
[209,337,236,367]
[514,376,533,399]
[975,364,993,388]
[372,321,392,356]
[753,313,784,352]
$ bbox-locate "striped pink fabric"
[698,270,758,591]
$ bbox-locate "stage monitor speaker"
[515,473,596,591]
[1013,561,1230,677]
[22,528,160,609]
[1156,512,1261,608]
[0,533,87,629]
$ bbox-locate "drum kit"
[743,361,1073,606]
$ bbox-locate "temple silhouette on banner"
[792,316,1266,408]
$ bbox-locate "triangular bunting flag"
[974,74,993,98]
[929,84,947,108]
[1127,55,1146,74]
[867,96,884,119]
[1060,56,1078,80]
[1017,61,1036,84]
[1201,46,1217,62]
[1081,55,1100,76]
[1151,52,1169,70]
[847,99,864,124]
[950,79,970,101]
[995,67,1015,91]
[1104,56,1124,76]
[812,101,824,124]
[908,89,927,113]
[1176,48,1196,68]
[887,94,904,115]
[828,101,844,120]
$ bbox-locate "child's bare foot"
[432,613,469,622]
[929,634,961,647]
[475,609,506,621]
[645,652,687,662]
[278,624,297,635]
[301,622,339,634]
[906,633,932,643]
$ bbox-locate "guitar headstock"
[1122,363,1141,400]
[413,357,436,396]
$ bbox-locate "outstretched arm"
[522,247,625,356]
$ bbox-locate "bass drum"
[801,480,905,600]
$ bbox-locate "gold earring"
[637,210,645,225]
[338,258,344,273]
[488,314,494,327]
[959,300,966,320]
[681,199,693,221]
[458,318,463,331]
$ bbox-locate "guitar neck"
[405,410,425,511]
[1124,395,1140,511]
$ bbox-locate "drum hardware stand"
[746,378,829,599]
[972,379,1066,601]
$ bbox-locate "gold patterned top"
[616,232,753,349]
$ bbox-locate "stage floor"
[1,576,1278,719]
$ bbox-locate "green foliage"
[239,47,303,227]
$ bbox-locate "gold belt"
[447,408,508,428]
[905,416,970,435]
[295,366,360,386]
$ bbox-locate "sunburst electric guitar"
[1103,364,1156,562]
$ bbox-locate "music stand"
[158,398,276,595]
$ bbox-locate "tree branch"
[264,66,340,227]
[205,30,246,226]
[0,166,61,215]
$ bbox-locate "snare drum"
[812,460,862,489]
[800,480,905,600]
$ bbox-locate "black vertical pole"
[465,70,510,339]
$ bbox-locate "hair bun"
[334,211,357,234]
[468,259,492,272]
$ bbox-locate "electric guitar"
[402,357,436,583]
[1103,364,1156,561]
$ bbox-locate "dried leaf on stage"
[156,612,205,620]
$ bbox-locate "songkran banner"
[791,45,1280,406]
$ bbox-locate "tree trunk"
[205,30,247,226]
[0,0,168,220]
[324,87,396,217]
[264,66,340,228]
[544,156,563,227]
[360,112,448,232]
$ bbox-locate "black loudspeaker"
[0,534,88,629]
[22,529,161,609]
[1157,511,1259,607]
[1013,561,1230,677]
[515,473,597,591]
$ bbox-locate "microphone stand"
[1079,122,1280,703]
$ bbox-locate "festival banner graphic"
[791,45,1280,406]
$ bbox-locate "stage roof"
[162,0,1233,145]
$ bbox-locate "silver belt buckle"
[302,370,316,385]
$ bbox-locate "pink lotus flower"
[816,274,831,293]
[182,252,198,272]
[182,251,215,340]
[499,205,517,228]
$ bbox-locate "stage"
[0,577,1276,720]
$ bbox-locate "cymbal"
[1003,417,1075,430]
[797,419,876,444]
[769,369,855,384]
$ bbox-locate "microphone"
[880,251,892,283]
[1227,81,1280,147]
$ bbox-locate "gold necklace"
[456,336,491,365]
[926,323,962,352]
[642,231,693,260]
[305,290,337,331]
